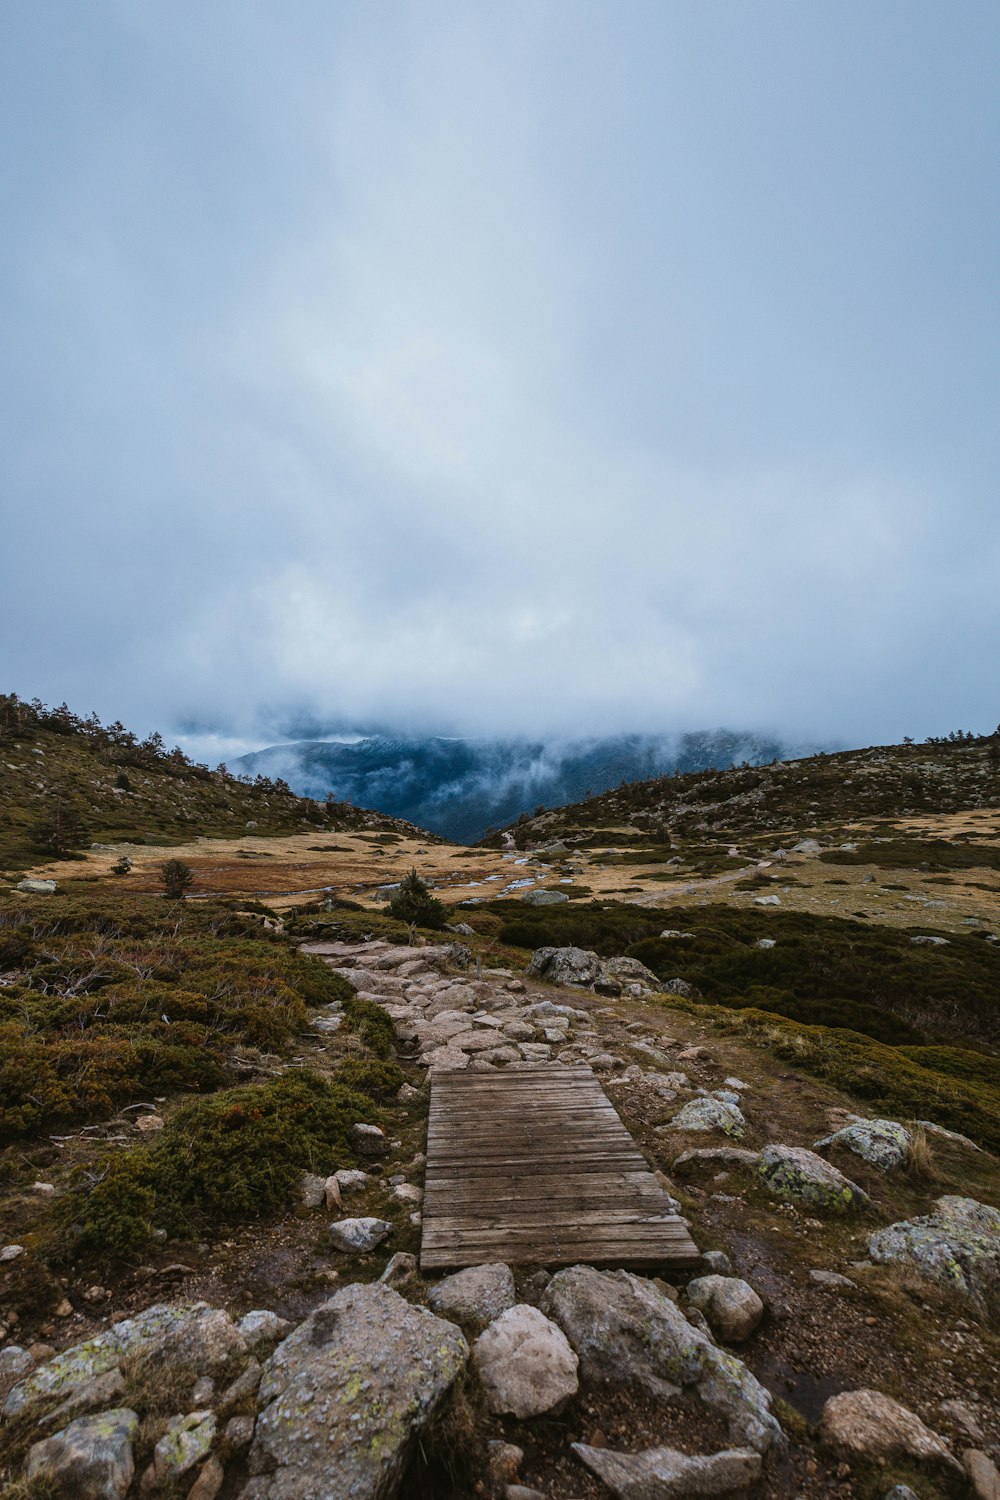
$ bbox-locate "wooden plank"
[420,1064,699,1272]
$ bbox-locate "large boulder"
[819,1389,960,1473]
[541,1266,782,1454]
[572,1441,763,1498]
[685,1276,764,1344]
[428,1263,516,1331]
[868,1196,1000,1313]
[758,1145,869,1213]
[25,1408,139,1500]
[527,947,603,988]
[521,889,569,906]
[813,1119,911,1173]
[3,1301,246,1419]
[663,1098,746,1139]
[473,1305,579,1418]
[246,1283,467,1499]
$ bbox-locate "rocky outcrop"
[527,946,604,987]
[541,1265,782,1453]
[819,1389,960,1473]
[663,1098,746,1139]
[758,1145,869,1213]
[473,1305,579,1418]
[3,1301,246,1419]
[813,1118,911,1172]
[25,1408,139,1500]
[245,1282,468,1500]
[572,1441,763,1498]
[868,1195,1000,1312]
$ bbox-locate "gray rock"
[17,878,56,894]
[428,1263,516,1330]
[473,1305,579,1418]
[964,1450,1000,1499]
[527,946,603,988]
[663,1098,746,1139]
[572,1441,762,1498]
[813,1119,911,1172]
[334,1168,373,1193]
[911,935,949,946]
[237,1310,292,1350]
[3,1300,246,1419]
[224,1413,255,1452]
[299,1172,327,1208]
[0,1243,25,1261]
[328,1216,392,1253]
[685,1276,764,1343]
[602,956,662,990]
[755,938,776,950]
[188,1456,225,1500]
[661,978,701,999]
[758,1145,869,1212]
[753,894,780,906]
[152,1411,216,1481]
[808,1269,856,1291]
[39,1369,128,1431]
[25,1408,139,1500]
[882,1489,922,1500]
[379,1251,419,1287]
[937,1398,983,1442]
[521,888,569,905]
[248,1282,467,1499]
[700,1251,734,1276]
[868,1195,1000,1312]
[350,1122,388,1156]
[819,1389,959,1473]
[541,1266,782,1453]
[0,1344,35,1379]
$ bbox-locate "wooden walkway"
[420,1066,700,1272]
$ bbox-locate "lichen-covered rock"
[3,1301,246,1419]
[527,946,603,987]
[473,1305,579,1418]
[685,1276,764,1343]
[428,1263,516,1331]
[758,1145,869,1213]
[541,1266,782,1454]
[247,1282,467,1499]
[152,1411,217,1481]
[25,1408,139,1500]
[672,1148,761,1174]
[819,1389,960,1473]
[39,1369,128,1431]
[868,1196,1000,1312]
[813,1119,911,1172]
[602,956,662,991]
[572,1441,762,1498]
[663,1098,746,1139]
[0,1345,35,1379]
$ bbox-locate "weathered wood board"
[420,1065,700,1272]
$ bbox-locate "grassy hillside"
[482,732,1000,852]
[0,694,428,874]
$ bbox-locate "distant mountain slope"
[0,695,424,872]
[233,731,819,842]
[489,731,1000,849]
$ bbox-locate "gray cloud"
[2,2,998,752]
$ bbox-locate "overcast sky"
[2,1,998,757]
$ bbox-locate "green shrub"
[342,996,396,1059]
[336,1057,406,1099]
[388,870,446,930]
[59,1072,375,1257]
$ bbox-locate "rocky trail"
[2,936,999,1500]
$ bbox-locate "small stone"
[328,1216,392,1253]
[700,1251,734,1276]
[664,1097,746,1139]
[685,1276,764,1343]
[391,1182,423,1205]
[236,1311,291,1350]
[486,1439,524,1486]
[190,1376,215,1406]
[223,1414,255,1452]
[938,1397,983,1441]
[323,1175,342,1211]
[334,1168,372,1193]
[0,1243,25,1262]
[474,1305,579,1418]
[187,1456,225,1500]
[350,1123,388,1156]
[299,1172,327,1209]
[219,1358,261,1410]
[0,1345,35,1379]
[396,1083,420,1102]
[135,1114,164,1133]
[379,1251,418,1287]
[32,1181,56,1195]
[809,1269,856,1291]
[428,1263,516,1331]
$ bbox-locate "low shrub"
[342,996,396,1059]
[336,1057,406,1099]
